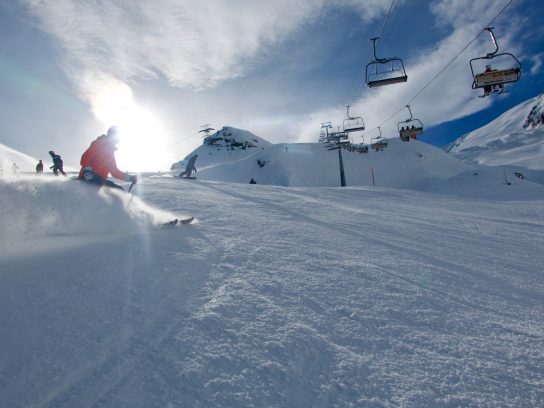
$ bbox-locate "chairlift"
[319,130,328,143]
[469,27,521,95]
[397,105,424,141]
[371,127,388,151]
[366,37,408,88]
[343,105,365,133]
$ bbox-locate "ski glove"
[128,174,138,184]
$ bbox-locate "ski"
[161,217,195,228]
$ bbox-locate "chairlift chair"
[397,105,424,141]
[343,106,365,133]
[366,37,408,88]
[470,27,521,93]
[370,127,388,151]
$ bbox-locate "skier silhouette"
[179,154,198,178]
[48,151,66,176]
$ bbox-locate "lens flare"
[87,78,172,172]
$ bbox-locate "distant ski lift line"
[357,0,518,140]
[371,126,388,151]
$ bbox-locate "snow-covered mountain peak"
[447,94,544,170]
[171,126,271,170]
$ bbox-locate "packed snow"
[1,167,544,407]
[2,98,544,406]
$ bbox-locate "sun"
[114,106,171,172]
[89,80,173,172]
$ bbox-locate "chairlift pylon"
[343,105,365,133]
[469,27,521,95]
[397,105,424,141]
[366,37,408,88]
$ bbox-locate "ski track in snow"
[1,177,544,407]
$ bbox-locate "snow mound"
[194,138,470,188]
[423,166,544,200]
[0,142,39,175]
[0,177,181,256]
[447,94,544,170]
[171,126,271,170]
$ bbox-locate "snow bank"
[194,138,470,188]
[423,166,544,200]
[0,177,181,256]
[0,142,39,175]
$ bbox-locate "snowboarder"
[48,151,66,176]
[249,178,257,184]
[36,160,44,174]
[78,126,137,190]
[179,154,198,178]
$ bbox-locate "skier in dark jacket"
[36,160,44,174]
[179,154,198,178]
[49,151,66,176]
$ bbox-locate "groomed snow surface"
[1,172,543,407]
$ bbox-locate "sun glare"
[90,81,173,172]
[115,107,171,172]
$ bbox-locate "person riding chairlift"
[482,64,504,96]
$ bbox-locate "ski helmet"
[107,126,120,140]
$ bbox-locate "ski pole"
[128,181,135,193]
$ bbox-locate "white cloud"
[19,0,394,147]
[21,0,390,91]
[529,53,544,75]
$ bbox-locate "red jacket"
[79,135,126,181]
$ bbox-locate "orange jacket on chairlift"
[79,135,127,181]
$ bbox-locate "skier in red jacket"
[79,126,137,190]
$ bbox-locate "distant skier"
[179,154,198,178]
[78,126,137,190]
[249,178,257,184]
[11,162,20,174]
[36,160,44,174]
[48,151,66,176]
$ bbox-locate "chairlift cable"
[361,0,517,134]
[376,0,395,48]
[366,0,395,65]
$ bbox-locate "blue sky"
[1,0,543,171]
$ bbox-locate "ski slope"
[1,175,543,407]
[0,142,39,175]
